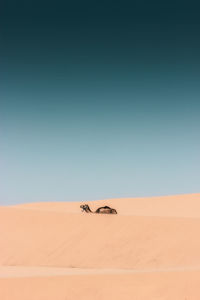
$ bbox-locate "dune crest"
[16,193,200,217]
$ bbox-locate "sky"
[1,0,200,204]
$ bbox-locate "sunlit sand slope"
[1,203,200,269]
[1,193,200,299]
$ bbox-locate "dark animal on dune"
[80,204,117,214]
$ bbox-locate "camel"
[80,204,117,214]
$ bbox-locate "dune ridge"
[16,193,200,217]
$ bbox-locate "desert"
[1,193,200,299]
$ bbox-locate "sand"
[1,193,200,299]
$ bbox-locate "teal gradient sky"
[1,0,200,204]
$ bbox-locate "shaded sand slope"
[1,270,200,300]
[1,203,200,269]
[17,193,200,217]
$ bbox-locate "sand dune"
[1,193,200,299]
[17,193,200,217]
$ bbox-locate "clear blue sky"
[1,0,200,204]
